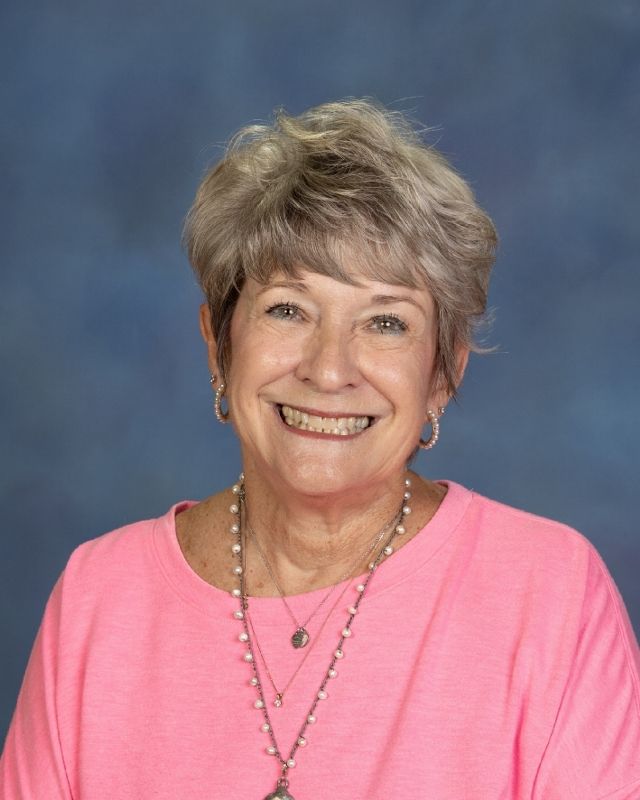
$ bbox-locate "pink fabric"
[2,482,640,799]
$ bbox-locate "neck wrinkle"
[239,470,441,596]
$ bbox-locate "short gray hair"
[183,99,497,397]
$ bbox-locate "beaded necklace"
[228,475,412,800]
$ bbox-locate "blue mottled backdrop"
[1,0,639,741]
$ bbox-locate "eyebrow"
[256,280,309,296]
[370,294,428,315]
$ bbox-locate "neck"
[239,469,427,596]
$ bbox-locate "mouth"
[278,404,374,436]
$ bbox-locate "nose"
[294,323,361,392]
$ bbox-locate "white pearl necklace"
[229,475,412,800]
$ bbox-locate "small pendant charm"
[264,778,296,800]
[273,693,283,707]
[291,627,310,648]
[263,789,295,800]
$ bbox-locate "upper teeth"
[281,405,370,435]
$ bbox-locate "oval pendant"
[264,778,296,799]
[291,627,310,648]
[264,789,295,800]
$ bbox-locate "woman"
[2,100,639,799]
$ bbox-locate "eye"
[265,302,301,321]
[370,314,407,334]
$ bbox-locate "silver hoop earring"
[214,382,229,423]
[419,406,445,450]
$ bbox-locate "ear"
[429,346,470,413]
[453,347,470,392]
[199,304,221,379]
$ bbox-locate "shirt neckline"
[151,480,473,618]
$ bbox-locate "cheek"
[369,346,434,404]
[228,326,300,388]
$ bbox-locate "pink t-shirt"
[2,482,640,799]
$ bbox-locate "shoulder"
[459,484,596,565]
[58,501,195,597]
[471,489,630,602]
[444,483,615,619]
[452,481,640,672]
[459,485,639,653]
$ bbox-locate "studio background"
[1,0,638,743]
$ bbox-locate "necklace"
[244,508,401,706]
[245,507,401,650]
[228,475,413,800]
[244,561,352,708]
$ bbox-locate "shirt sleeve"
[532,544,640,800]
[0,573,74,799]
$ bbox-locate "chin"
[272,457,366,499]
[280,458,414,503]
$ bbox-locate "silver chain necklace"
[227,475,413,800]
[245,506,401,650]
[244,509,402,706]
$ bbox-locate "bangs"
[236,217,428,292]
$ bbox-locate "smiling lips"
[280,404,372,435]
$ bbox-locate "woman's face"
[202,269,459,498]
